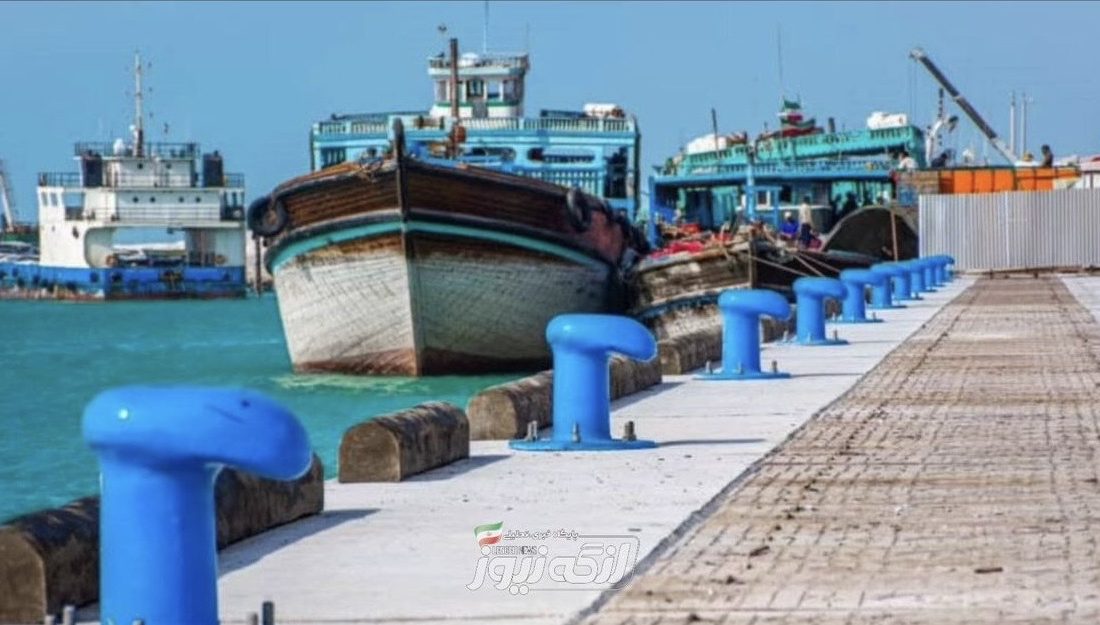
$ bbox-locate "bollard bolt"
[705,360,713,374]
[61,606,74,625]
[736,362,744,375]
[571,422,582,444]
[525,420,538,441]
[261,601,275,625]
[771,360,779,374]
[833,329,839,341]
[43,615,56,625]
[623,421,637,442]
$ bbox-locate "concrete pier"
[581,275,1100,624]
[191,278,972,624]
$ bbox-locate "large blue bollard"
[510,314,657,451]
[697,289,791,380]
[83,387,312,625]
[927,256,947,286]
[793,277,848,345]
[869,264,906,309]
[835,269,887,323]
[905,260,928,294]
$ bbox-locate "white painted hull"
[272,232,615,375]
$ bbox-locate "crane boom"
[909,47,1018,165]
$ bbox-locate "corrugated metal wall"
[919,189,1100,271]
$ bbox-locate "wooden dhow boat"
[248,121,645,375]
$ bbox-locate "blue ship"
[0,54,248,300]
[648,101,926,244]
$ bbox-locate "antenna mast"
[133,51,145,158]
[483,1,489,54]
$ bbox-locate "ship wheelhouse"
[308,45,641,222]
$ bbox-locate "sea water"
[0,296,519,522]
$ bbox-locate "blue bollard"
[927,256,947,286]
[905,260,928,294]
[793,277,848,345]
[932,254,956,282]
[696,289,791,380]
[919,258,938,291]
[835,269,887,323]
[869,264,906,309]
[510,314,657,451]
[83,387,312,625]
[943,255,956,280]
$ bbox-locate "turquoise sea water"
[0,296,519,523]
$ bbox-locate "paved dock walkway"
[580,275,1100,624]
[205,278,971,625]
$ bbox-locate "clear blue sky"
[1,1,1097,220]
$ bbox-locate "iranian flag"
[474,522,504,547]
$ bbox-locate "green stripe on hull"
[270,220,606,272]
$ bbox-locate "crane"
[909,47,1019,165]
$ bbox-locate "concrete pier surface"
[199,278,974,625]
[581,275,1100,625]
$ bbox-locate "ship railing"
[674,158,897,179]
[73,142,200,159]
[428,53,529,70]
[315,116,634,137]
[513,167,607,196]
[38,172,83,187]
[681,126,923,167]
[112,206,225,223]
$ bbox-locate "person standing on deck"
[1041,145,1054,167]
[797,196,814,249]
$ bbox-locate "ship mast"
[449,38,460,120]
[133,51,145,158]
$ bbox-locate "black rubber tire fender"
[247,195,289,237]
[565,187,593,233]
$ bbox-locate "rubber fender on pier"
[83,387,311,625]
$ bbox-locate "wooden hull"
[256,155,635,376]
[629,239,876,339]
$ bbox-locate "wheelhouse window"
[487,80,502,101]
[434,80,448,102]
[466,79,484,99]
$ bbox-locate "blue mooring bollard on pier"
[696,288,791,380]
[835,269,887,323]
[793,277,848,346]
[905,260,928,295]
[918,258,938,291]
[869,263,906,309]
[83,387,313,625]
[510,314,658,451]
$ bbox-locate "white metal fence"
[919,189,1100,271]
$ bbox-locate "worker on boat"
[797,196,815,250]
[1041,145,1054,167]
[779,211,799,242]
[897,149,918,171]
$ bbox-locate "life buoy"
[247,195,289,237]
[105,254,118,268]
[565,187,593,233]
[214,254,227,266]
